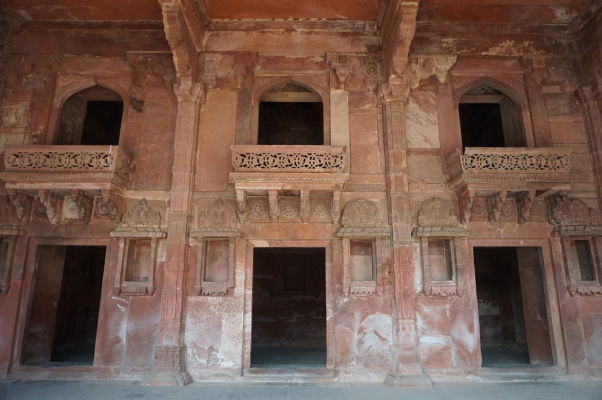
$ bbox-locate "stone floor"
[1,380,601,400]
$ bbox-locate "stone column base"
[144,345,191,386]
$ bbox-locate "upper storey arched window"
[258,82,323,145]
[459,85,525,149]
[55,86,123,145]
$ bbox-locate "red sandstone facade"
[0,0,601,386]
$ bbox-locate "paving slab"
[0,380,601,400]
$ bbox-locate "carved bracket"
[517,190,536,224]
[487,190,508,223]
[36,190,62,225]
[7,190,33,223]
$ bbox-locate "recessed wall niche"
[113,237,159,296]
[194,238,235,296]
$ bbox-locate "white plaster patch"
[419,335,449,345]
[356,313,392,368]
[450,317,476,353]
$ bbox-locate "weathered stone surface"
[0,0,600,387]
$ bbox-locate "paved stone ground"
[0,380,601,400]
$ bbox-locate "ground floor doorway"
[21,245,106,366]
[474,247,554,368]
[251,247,326,368]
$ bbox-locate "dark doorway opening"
[258,82,323,145]
[459,86,525,148]
[55,86,123,145]
[21,246,106,366]
[474,247,554,368]
[251,247,326,368]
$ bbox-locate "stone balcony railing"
[231,145,346,173]
[446,147,573,190]
[1,145,134,191]
[229,146,350,215]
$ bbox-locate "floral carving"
[279,197,300,220]
[310,198,331,222]
[247,197,270,221]
[233,151,345,172]
[95,196,122,221]
[338,198,389,237]
[417,197,458,227]
[342,198,383,227]
[6,150,114,171]
[461,152,570,173]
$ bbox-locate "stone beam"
[158,0,207,80]
[378,0,420,78]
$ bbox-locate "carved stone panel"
[278,197,300,222]
[114,198,165,235]
[62,192,93,223]
[246,197,270,223]
[310,198,332,223]
[417,197,458,227]
[192,199,239,236]
[338,198,389,237]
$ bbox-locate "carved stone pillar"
[577,82,602,213]
[380,77,430,387]
[147,79,202,385]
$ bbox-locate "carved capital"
[327,53,382,90]
[408,55,457,90]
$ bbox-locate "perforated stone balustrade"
[2,145,134,191]
[447,147,573,188]
[232,145,346,173]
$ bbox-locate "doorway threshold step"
[477,366,567,382]
[243,367,335,382]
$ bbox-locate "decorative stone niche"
[342,238,378,296]
[338,198,390,296]
[546,193,602,296]
[111,198,166,296]
[194,238,235,296]
[563,237,602,296]
[113,237,159,296]
[414,197,466,297]
[191,199,239,296]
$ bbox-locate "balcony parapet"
[447,147,573,190]
[1,145,134,191]
[232,145,346,173]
